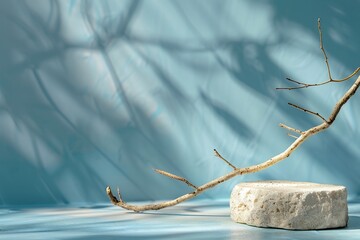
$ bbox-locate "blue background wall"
[0,0,359,206]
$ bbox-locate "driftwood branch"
[106,19,360,212]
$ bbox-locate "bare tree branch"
[106,19,360,212]
[276,77,330,90]
[288,102,328,123]
[275,67,360,90]
[327,77,360,124]
[279,123,303,134]
[106,74,360,212]
[276,19,360,91]
[214,149,237,170]
[276,68,360,90]
[154,168,198,190]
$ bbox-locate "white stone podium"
[230,181,348,230]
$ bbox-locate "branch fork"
[276,18,360,91]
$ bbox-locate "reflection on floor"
[1,200,360,240]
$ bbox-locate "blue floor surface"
[1,200,360,240]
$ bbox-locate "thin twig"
[279,123,303,134]
[276,68,360,90]
[285,77,305,86]
[276,81,329,90]
[288,102,328,123]
[318,18,332,80]
[285,77,309,87]
[276,77,332,90]
[214,149,237,170]
[154,168,198,190]
[287,133,299,139]
[332,67,360,82]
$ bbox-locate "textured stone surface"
[230,181,348,230]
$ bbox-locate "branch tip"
[213,149,237,170]
[288,102,328,123]
[106,186,120,205]
[317,17,332,80]
[279,123,303,134]
[154,168,198,190]
[287,133,299,139]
